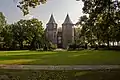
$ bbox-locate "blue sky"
[0,0,83,27]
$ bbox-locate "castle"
[45,14,75,48]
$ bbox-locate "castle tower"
[62,14,74,48]
[46,14,57,44]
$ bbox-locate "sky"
[0,0,84,27]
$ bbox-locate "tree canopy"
[0,12,6,49]
[17,0,47,15]
[0,12,6,32]
[76,0,120,49]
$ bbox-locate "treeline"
[0,12,56,51]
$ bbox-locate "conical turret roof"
[63,14,73,25]
[47,14,57,24]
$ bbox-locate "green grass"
[0,69,120,80]
[0,50,120,65]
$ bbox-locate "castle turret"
[46,14,57,44]
[62,14,74,48]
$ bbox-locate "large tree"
[0,12,6,32]
[77,15,90,45]
[16,0,46,15]
[1,25,13,49]
[77,0,120,48]
[12,20,28,49]
[0,12,6,49]
[11,18,44,50]
[26,18,44,50]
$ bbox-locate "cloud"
[23,14,35,20]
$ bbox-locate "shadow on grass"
[0,69,120,80]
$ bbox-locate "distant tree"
[11,18,44,50]
[1,25,13,49]
[12,20,28,49]
[0,12,6,33]
[26,18,44,50]
[0,12,6,49]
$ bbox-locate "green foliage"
[12,18,44,50]
[0,17,45,50]
[77,0,120,48]
[0,12,6,31]
[17,0,47,15]
[67,42,86,51]
[0,12,6,49]
[43,42,57,51]
[25,18,44,50]
[1,25,13,49]
[50,43,57,50]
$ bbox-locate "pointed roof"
[47,14,57,24]
[63,14,73,25]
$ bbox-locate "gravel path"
[0,65,120,70]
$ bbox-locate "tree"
[11,18,44,50]
[78,15,89,44]
[78,0,120,48]
[1,25,13,49]
[74,27,82,44]
[26,18,44,50]
[16,0,46,15]
[0,12,6,31]
[0,12,6,49]
[12,20,28,49]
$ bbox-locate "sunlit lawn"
[0,50,120,65]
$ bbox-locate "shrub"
[48,42,57,51]
[51,44,57,50]
[43,42,57,51]
[67,43,86,51]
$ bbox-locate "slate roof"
[62,14,73,25]
[47,14,57,24]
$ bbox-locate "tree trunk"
[107,39,110,49]
[117,41,119,46]
[20,41,23,50]
[98,41,101,49]
[113,41,115,47]
[30,37,36,50]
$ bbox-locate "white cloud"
[23,14,35,20]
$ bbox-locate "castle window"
[58,40,61,44]
[58,37,61,40]
[53,32,56,38]
[54,26,56,29]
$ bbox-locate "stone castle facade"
[45,14,75,48]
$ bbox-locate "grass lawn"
[0,50,120,65]
[0,69,120,80]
